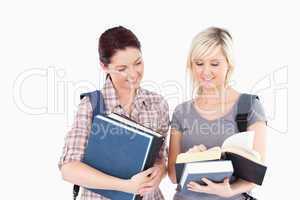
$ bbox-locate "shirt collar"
[101,75,149,114]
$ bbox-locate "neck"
[115,86,136,113]
[117,85,136,98]
[198,86,230,105]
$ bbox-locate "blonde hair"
[187,27,235,94]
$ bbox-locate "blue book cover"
[178,160,233,196]
[82,113,164,200]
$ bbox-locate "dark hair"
[98,26,141,65]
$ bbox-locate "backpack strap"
[235,93,259,132]
[236,93,260,200]
[73,90,106,200]
[80,90,106,119]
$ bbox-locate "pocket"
[138,110,161,131]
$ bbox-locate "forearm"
[154,158,167,177]
[61,161,129,192]
[154,141,167,177]
[167,162,177,184]
[230,179,256,196]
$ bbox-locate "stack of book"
[175,131,267,194]
[83,113,165,200]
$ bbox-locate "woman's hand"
[138,165,165,196]
[186,144,207,153]
[187,177,234,198]
[124,168,154,194]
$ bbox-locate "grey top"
[170,95,267,200]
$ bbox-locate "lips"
[201,77,214,81]
[127,79,138,84]
[126,79,140,87]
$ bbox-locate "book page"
[222,131,255,151]
[221,146,262,164]
[107,113,162,137]
[176,147,222,163]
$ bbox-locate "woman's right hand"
[124,168,154,194]
[186,144,207,153]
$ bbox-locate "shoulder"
[237,93,267,125]
[250,96,266,116]
[173,100,193,116]
[78,96,93,114]
[239,93,264,112]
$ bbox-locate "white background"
[0,0,298,199]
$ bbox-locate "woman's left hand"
[187,177,234,198]
[138,165,165,196]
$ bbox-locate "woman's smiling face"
[106,47,144,90]
[192,46,229,91]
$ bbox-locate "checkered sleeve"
[58,96,93,170]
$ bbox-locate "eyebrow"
[193,58,225,62]
[114,57,142,68]
[210,59,225,62]
[115,65,127,68]
[134,56,142,63]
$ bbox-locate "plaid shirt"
[58,77,170,200]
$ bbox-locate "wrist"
[116,178,131,193]
[155,163,166,175]
[228,186,240,197]
[228,189,235,198]
[230,180,256,197]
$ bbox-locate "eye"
[211,63,219,67]
[195,62,204,66]
[135,61,142,66]
[117,67,126,72]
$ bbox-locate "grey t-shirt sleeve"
[170,106,184,133]
[247,98,267,127]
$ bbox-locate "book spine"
[143,137,164,170]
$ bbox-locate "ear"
[100,62,109,73]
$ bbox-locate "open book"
[175,131,267,189]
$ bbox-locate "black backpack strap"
[235,93,259,132]
[73,90,106,200]
[73,185,80,200]
[243,192,258,200]
[235,93,259,200]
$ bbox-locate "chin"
[199,82,216,89]
[124,81,140,90]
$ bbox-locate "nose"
[126,65,138,80]
[202,65,212,76]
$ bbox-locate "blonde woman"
[168,27,267,200]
